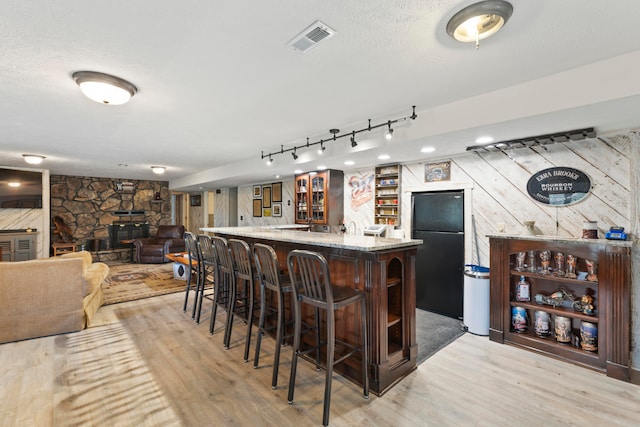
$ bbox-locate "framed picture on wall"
[253,199,262,217]
[272,182,282,202]
[253,185,262,198]
[272,203,282,217]
[262,185,272,208]
[190,195,201,206]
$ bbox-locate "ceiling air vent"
[287,20,336,54]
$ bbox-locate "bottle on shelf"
[515,276,530,302]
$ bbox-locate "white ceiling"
[1,1,640,192]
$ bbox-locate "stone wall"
[50,175,172,255]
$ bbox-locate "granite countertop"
[487,233,632,247]
[201,226,422,252]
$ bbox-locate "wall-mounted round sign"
[526,167,591,206]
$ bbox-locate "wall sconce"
[72,71,138,105]
[151,166,166,174]
[23,154,46,165]
[446,0,513,49]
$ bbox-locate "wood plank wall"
[400,129,639,371]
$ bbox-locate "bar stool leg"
[322,309,336,427]
[271,290,286,389]
[243,277,255,362]
[253,282,267,368]
[287,297,302,405]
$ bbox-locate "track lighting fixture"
[385,121,394,140]
[259,106,418,162]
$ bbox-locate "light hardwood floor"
[1,292,639,426]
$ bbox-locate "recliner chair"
[133,225,186,263]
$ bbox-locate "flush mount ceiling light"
[446,0,513,49]
[22,154,46,165]
[72,71,138,105]
[151,166,166,174]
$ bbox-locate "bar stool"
[286,249,369,427]
[182,232,203,318]
[228,238,257,361]
[195,234,216,324]
[209,236,235,347]
[252,243,294,389]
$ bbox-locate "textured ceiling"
[1,0,640,191]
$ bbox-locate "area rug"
[416,308,466,365]
[102,263,186,305]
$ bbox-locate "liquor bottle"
[516,276,530,302]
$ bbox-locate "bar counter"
[201,226,422,395]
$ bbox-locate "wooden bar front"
[205,227,419,396]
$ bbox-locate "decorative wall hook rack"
[261,105,417,162]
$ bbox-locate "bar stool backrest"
[287,249,331,305]
[184,232,200,275]
[253,243,282,293]
[228,239,253,281]
[197,234,216,280]
[211,236,233,277]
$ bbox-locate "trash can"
[463,264,490,336]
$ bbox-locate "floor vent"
[286,20,336,53]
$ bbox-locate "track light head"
[350,131,357,147]
[318,142,325,155]
[292,149,299,160]
[266,155,273,166]
[385,122,394,140]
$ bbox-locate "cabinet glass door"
[311,174,326,223]
[295,176,309,222]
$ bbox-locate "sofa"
[0,251,109,344]
[133,224,185,263]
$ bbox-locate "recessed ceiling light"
[344,160,355,166]
[294,169,303,174]
[151,166,166,174]
[317,165,327,170]
[8,182,21,188]
[446,0,513,49]
[421,147,436,153]
[309,171,318,176]
[378,154,390,160]
[476,136,494,144]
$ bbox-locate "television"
[0,168,43,208]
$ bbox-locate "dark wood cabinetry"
[374,164,400,226]
[294,169,343,226]
[489,235,631,381]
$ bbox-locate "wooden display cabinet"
[374,164,401,227]
[489,235,631,381]
[294,169,344,226]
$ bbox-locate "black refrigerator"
[412,191,464,319]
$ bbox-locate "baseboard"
[631,366,640,385]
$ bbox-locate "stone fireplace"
[50,175,172,261]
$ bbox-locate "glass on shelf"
[554,252,565,277]
[539,250,551,275]
[515,252,526,271]
[566,254,577,279]
[527,250,536,272]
